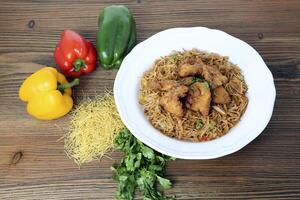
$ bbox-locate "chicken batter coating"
[178,64,203,77]
[159,85,189,117]
[178,58,205,77]
[178,77,194,86]
[202,65,228,88]
[186,82,211,116]
[213,86,231,104]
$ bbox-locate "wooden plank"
[0,0,299,199]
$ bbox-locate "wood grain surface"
[0,0,300,199]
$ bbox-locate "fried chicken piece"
[178,77,194,86]
[159,85,189,117]
[178,58,205,77]
[213,86,231,104]
[202,65,228,88]
[178,64,203,77]
[148,80,178,91]
[186,82,211,116]
[178,57,227,88]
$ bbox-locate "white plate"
[114,27,276,159]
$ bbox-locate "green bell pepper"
[96,5,137,69]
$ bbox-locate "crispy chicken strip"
[159,85,189,117]
[186,82,211,116]
[178,58,205,77]
[202,65,228,88]
[213,86,231,104]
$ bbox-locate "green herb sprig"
[112,128,176,200]
[191,76,204,84]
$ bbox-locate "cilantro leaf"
[112,128,176,200]
[156,175,172,189]
[191,76,204,84]
[141,145,155,160]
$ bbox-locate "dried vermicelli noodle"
[64,92,124,165]
[139,49,248,142]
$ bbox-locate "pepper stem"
[73,59,85,72]
[58,78,80,93]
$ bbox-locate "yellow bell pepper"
[19,67,79,120]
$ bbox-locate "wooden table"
[0,0,299,199]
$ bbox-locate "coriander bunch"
[112,128,176,200]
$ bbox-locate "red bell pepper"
[54,30,97,77]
